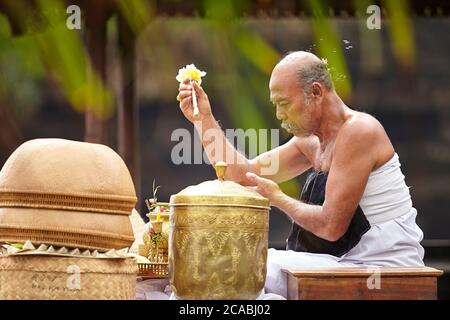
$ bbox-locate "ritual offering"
[169,161,270,299]
[137,182,170,278]
[176,64,206,117]
[0,139,138,299]
[145,202,169,264]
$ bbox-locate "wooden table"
[282,267,444,300]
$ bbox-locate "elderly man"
[177,51,424,298]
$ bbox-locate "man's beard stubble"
[281,121,312,137]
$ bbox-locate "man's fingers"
[245,172,260,186]
[179,84,192,91]
[246,172,255,180]
[177,90,192,101]
[178,89,192,97]
[179,82,204,97]
[192,81,208,99]
[179,97,192,108]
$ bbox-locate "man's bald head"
[269,51,333,137]
[278,51,322,65]
[274,51,334,95]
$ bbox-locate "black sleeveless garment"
[286,170,371,257]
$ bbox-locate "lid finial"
[214,161,227,181]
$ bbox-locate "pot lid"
[170,162,269,209]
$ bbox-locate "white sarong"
[265,153,425,298]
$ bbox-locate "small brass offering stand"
[137,213,169,278]
[149,220,163,263]
[135,184,170,278]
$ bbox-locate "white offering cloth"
[136,278,171,300]
[168,290,286,300]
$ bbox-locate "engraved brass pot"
[169,162,270,299]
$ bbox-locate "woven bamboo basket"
[137,262,169,279]
[0,256,138,300]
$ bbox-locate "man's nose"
[276,107,286,120]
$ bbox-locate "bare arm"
[247,119,382,241]
[178,81,312,184]
[247,137,313,184]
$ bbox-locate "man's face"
[269,65,315,137]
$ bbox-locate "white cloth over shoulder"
[265,153,425,298]
[342,153,425,266]
[359,153,414,224]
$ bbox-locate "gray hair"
[278,51,334,104]
[297,60,334,95]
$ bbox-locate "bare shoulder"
[337,111,394,169]
[342,112,384,138]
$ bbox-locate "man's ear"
[311,82,322,97]
[311,82,324,103]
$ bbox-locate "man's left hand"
[245,172,283,206]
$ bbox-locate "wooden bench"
[282,267,444,300]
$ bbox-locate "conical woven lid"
[0,139,136,202]
[0,139,136,251]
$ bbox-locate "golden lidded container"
[169,162,270,299]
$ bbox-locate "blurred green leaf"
[203,0,236,21]
[0,13,11,37]
[115,0,154,33]
[233,29,280,75]
[353,0,384,74]
[383,0,416,69]
[308,0,352,101]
